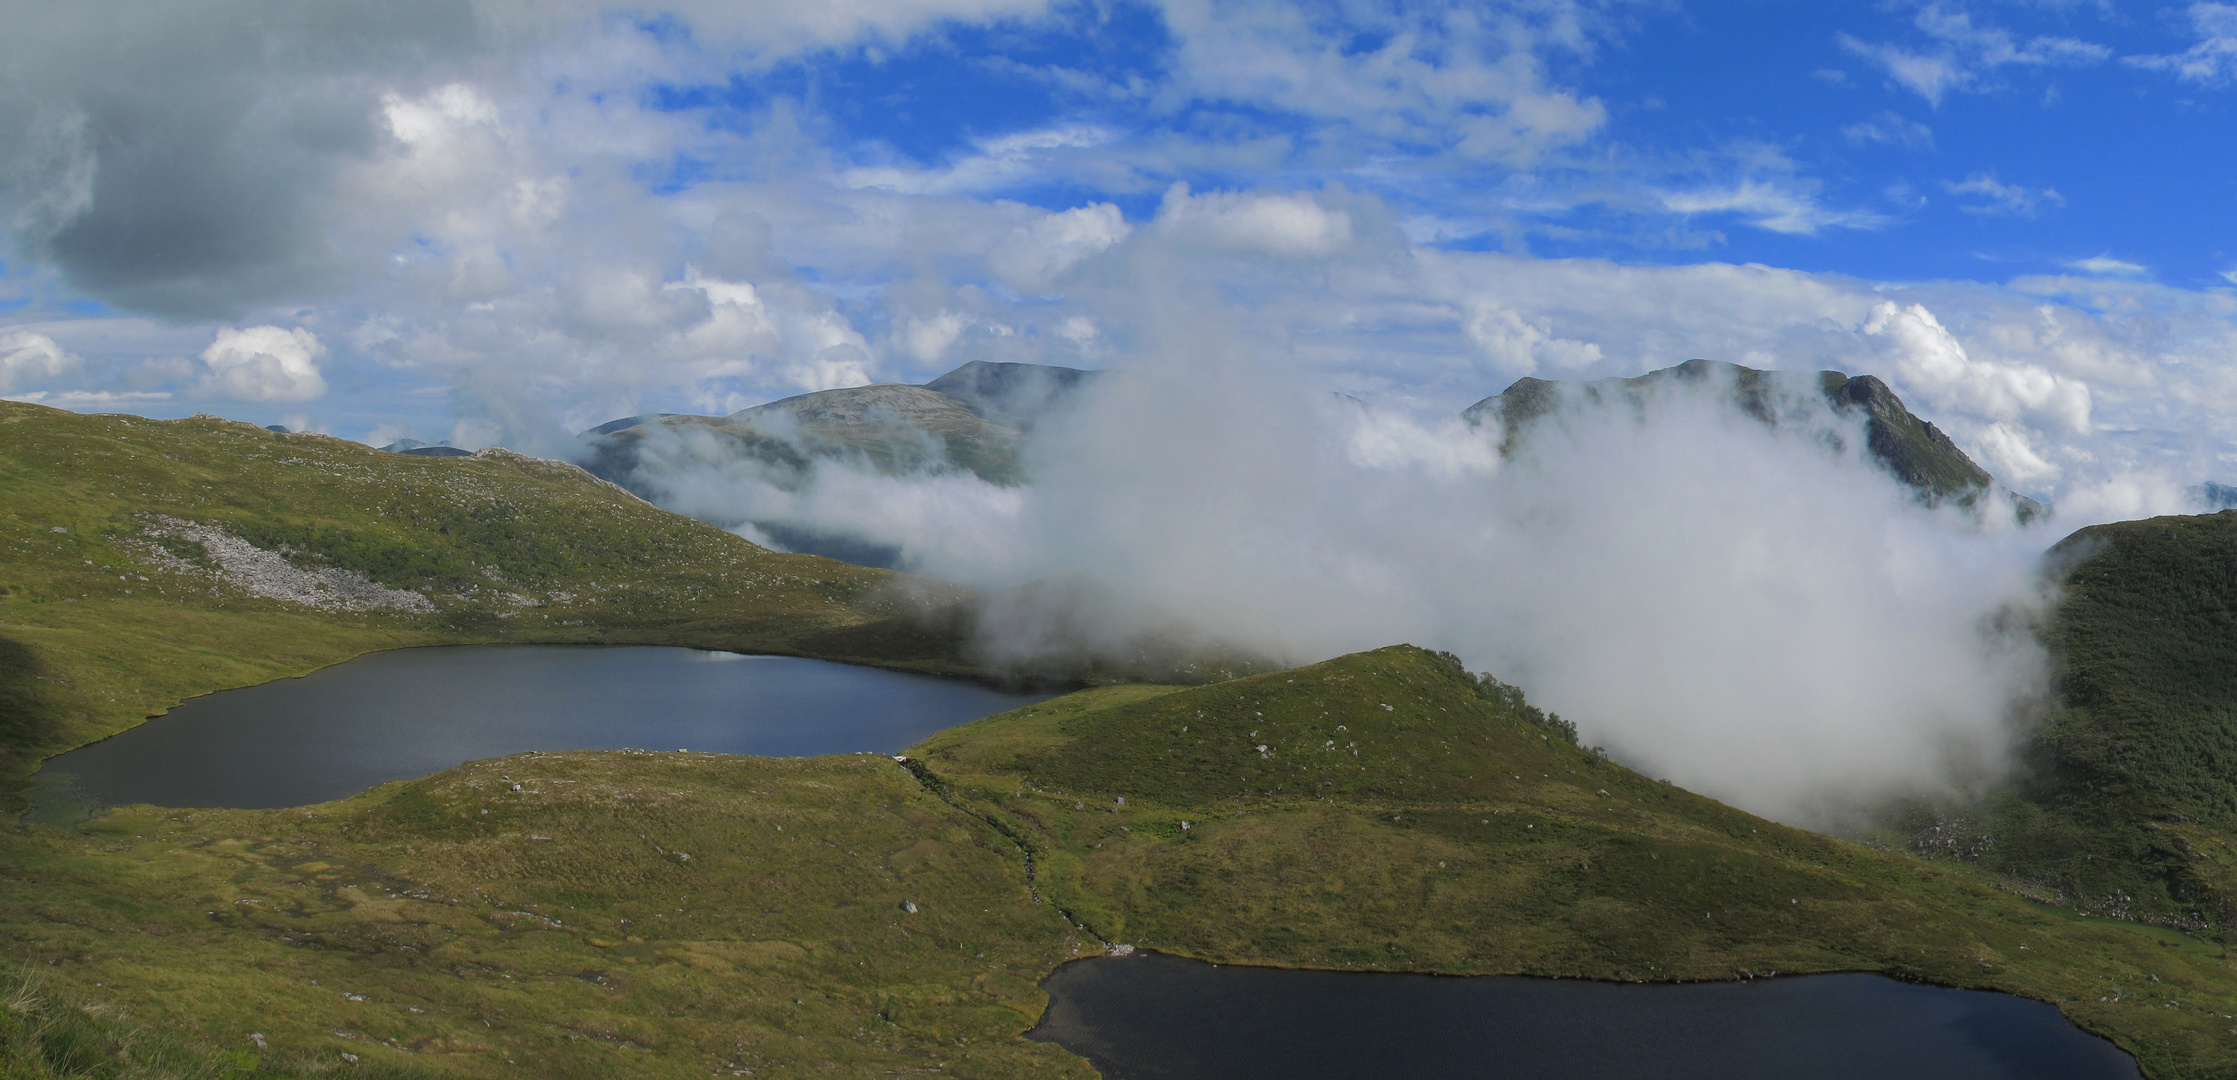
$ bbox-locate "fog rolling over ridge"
[600,357,2053,828]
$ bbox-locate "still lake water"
[1031,952,2142,1080]
[32,644,1053,813]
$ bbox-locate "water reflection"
[1031,951,2139,1080]
[31,645,1052,817]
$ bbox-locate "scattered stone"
[129,515,433,613]
[901,900,918,914]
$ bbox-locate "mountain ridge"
[1465,358,2044,521]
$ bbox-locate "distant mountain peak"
[920,359,1102,431]
[1463,359,2042,521]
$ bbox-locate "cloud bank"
[627,345,2051,827]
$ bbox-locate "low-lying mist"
[613,358,2055,828]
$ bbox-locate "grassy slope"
[24,649,2237,1078]
[1918,511,2237,928]
[915,647,2237,1079]
[2,752,1096,1078]
[0,401,971,804]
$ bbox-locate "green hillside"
[1908,510,2237,929]
[909,646,2236,1077]
[9,645,2237,1078]
[0,400,968,810]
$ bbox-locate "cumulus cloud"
[1464,305,1602,377]
[988,203,1132,292]
[1861,300,2090,484]
[1153,185,1355,256]
[198,326,329,402]
[0,330,81,394]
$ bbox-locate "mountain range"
[567,357,2040,563]
[576,360,1103,493]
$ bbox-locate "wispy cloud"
[1943,172,2064,216]
[2068,255,2147,276]
[842,126,1117,196]
[1839,4,2110,106]
[2125,2,2237,84]
[1841,110,1934,150]
[1657,180,1888,235]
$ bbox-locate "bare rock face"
[130,515,434,613]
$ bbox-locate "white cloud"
[1657,179,1887,235]
[2125,2,2237,83]
[0,329,80,393]
[897,311,970,364]
[1862,299,2092,443]
[198,326,329,402]
[1841,110,1934,150]
[1464,305,1602,378]
[383,83,499,149]
[1154,0,1609,166]
[1839,5,2110,106]
[2067,255,2147,277]
[842,126,1115,196]
[4,389,172,408]
[1943,173,2063,216]
[1453,89,1610,166]
[989,202,1132,291]
[1153,185,1354,257]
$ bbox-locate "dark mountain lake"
[29,645,1053,818]
[1031,952,2141,1080]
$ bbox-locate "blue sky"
[3,0,2237,513]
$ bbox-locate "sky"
[3,0,2236,508]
